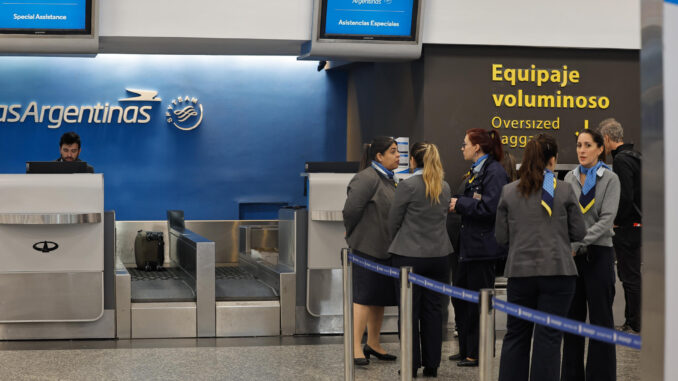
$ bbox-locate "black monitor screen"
[26,161,93,174]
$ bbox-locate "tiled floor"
[0,328,640,381]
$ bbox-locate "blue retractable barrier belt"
[493,297,641,349]
[348,252,478,302]
[347,251,641,349]
[408,273,479,303]
[348,252,400,279]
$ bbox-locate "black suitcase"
[134,230,165,271]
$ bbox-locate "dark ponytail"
[466,128,504,162]
[517,133,558,197]
[359,136,397,170]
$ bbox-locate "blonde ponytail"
[410,142,444,204]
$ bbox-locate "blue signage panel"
[0,0,88,31]
[322,0,416,39]
[0,55,347,220]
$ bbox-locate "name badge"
[473,192,482,200]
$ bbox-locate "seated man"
[56,131,83,162]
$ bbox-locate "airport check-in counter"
[115,216,294,338]
[0,174,116,340]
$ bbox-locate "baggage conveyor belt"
[129,267,196,303]
[128,266,278,303]
[215,266,278,301]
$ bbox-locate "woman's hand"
[449,197,457,212]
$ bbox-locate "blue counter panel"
[0,55,347,220]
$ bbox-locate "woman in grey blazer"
[561,129,620,381]
[388,142,453,378]
[495,133,586,381]
[343,136,400,366]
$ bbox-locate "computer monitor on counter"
[26,161,94,174]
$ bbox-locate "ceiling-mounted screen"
[0,0,92,34]
[320,0,418,41]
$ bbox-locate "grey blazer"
[343,167,396,259]
[388,175,453,258]
[564,167,620,252]
[495,180,587,277]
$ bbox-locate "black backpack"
[134,230,165,271]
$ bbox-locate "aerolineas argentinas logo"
[0,88,161,129]
[166,96,204,131]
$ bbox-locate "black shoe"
[616,323,631,332]
[398,369,418,378]
[354,357,369,366]
[617,323,641,334]
[457,358,479,367]
[448,353,463,361]
[363,344,397,361]
[422,367,438,377]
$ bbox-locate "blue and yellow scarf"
[541,169,557,216]
[371,161,397,185]
[467,154,489,184]
[578,160,609,214]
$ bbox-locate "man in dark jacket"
[599,118,642,333]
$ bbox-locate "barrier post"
[478,289,495,381]
[400,266,413,381]
[341,248,354,381]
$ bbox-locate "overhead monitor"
[0,0,92,35]
[0,0,98,54]
[299,0,423,61]
[320,0,418,41]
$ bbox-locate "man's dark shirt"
[611,143,641,227]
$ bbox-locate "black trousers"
[561,245,616,381]
[613,226,642,331]
[393,254,450,371]
[455,259,495,359]
[449,252,462,330]
[498,276,576,381]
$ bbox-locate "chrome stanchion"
[342,248,354,381]
[400,266,413,381]
[478,288,495,381]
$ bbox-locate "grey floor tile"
[0,333,640,381]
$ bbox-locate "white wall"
[99,0,312,40]
[422,0,640,49]
[99,0,641,53]
[664,2,678,378]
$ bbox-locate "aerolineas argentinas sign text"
[0,89,161,129]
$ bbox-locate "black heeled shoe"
[448,353,463,361]
[422,367,438,377]
[363,344,397,361]
[354,357,369,366]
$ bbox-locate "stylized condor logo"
[32,241,59,253]
[119,89,162,102]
